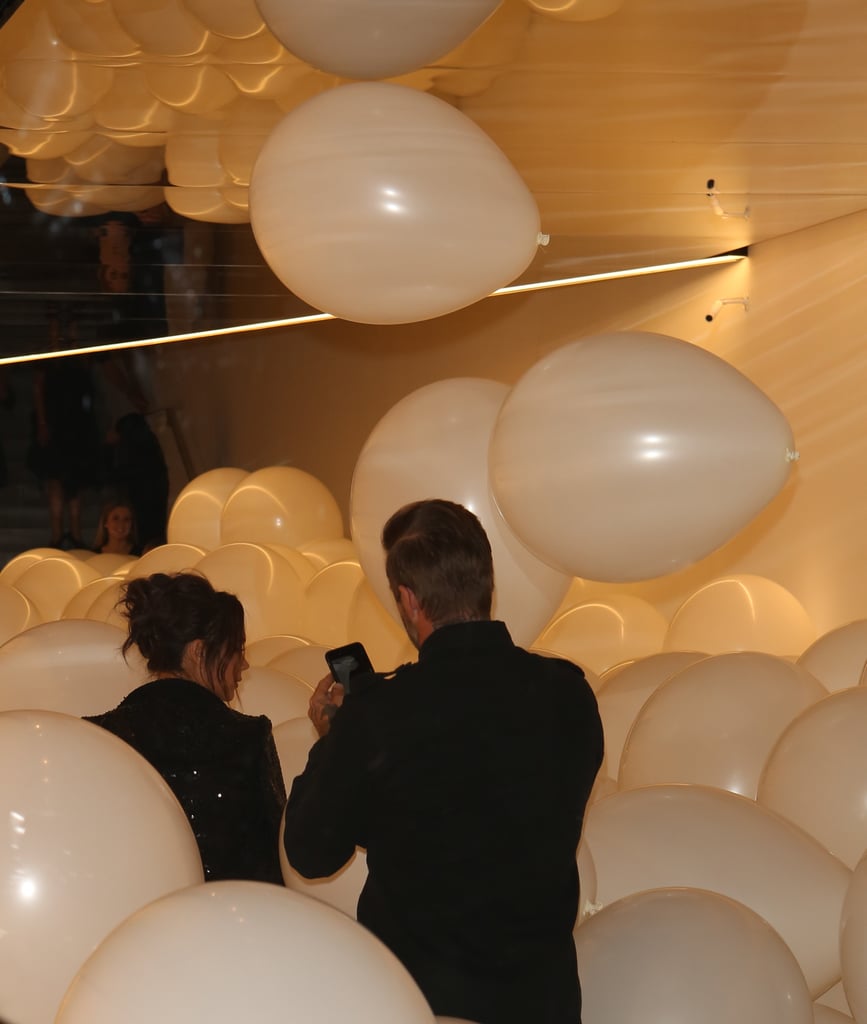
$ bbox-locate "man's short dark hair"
[381,499,494,627]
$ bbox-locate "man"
[283,499,603,1023]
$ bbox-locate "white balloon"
[250,83,540,325]
[13,556,102,620]
[841,850,867,1023]
[758,687,867,868]
[167,467,249,550]
[797,619,867,692]
[236,665,312,726]
[220,466,344,548]
[582,784,850,996]
[350,378,570,646]
[272,715,319,791]
[595,651,707,779]
[664,574,815,656]
[57,881,436,1024]
[533,595,667,675]
[574,887,813,1024]
[195,542,308,642]
[489,332,796,582]
[0,619,147,717]
[619,652,827,797]
[0,580,41,644]
[0,710,202,1024]
[254,0,499,79]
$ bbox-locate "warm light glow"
[493,253,746,296]
[0,253,747,367]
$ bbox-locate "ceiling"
[0,0,864,358]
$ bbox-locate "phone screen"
[325,642,374,694]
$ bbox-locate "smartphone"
[324,641,375,695]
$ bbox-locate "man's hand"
[309,673,345,737]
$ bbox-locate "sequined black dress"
[86,677,286,883]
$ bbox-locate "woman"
[85,572,286,884]
[93,500,138,556]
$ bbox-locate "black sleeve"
[282,698,368,879]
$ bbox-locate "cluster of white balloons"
[9,329,867,1021]
[0,0,555,323]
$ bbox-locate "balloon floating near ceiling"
[524,0,624,22]
[488,331,798,582]
[249,81,541,324]
[254,0,500,80]
[349,377,570,647]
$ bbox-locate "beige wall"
[154,209,867,636]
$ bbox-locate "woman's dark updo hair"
[121,572,245,684]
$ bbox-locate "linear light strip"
[0,253,746,366]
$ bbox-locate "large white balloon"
[574,887,813,1024]
[235,665,312,726]
[619,652,827,797]
[489,332,797,582]
[0,580,41,644]
[664,574,815,656]
[0,619,146,716]
[249,82,541,325]
[167,467,249,549]
[254,0,499,79]
[797,618,867,692]
[1,710,202,1024]
[220,466,344,548]
[350,378,570,646]
[13,556,102,620]
[525,0,624,21]
[195,542,308,641]
[595,651,707,779]
[57,881,436,1024]
[582,784,850,996]
[533,595,667,674]
[758,687,867,868]
[841,850,867,1022]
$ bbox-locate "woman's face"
[213,647,249,703]
[182,637,248,703]
[106,506,133,541]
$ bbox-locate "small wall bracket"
[706,178,750,220]
[705,296,750,322]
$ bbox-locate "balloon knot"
[786,448,800,462]
[537,232,550,246]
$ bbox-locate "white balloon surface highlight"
[1,710,203,1024]
[250,82,540,325]
[254,0,499,80]
[489,331,796,581]
[56,881,436,1024]
[350,378,570,646]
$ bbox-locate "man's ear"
[397,585,420,620]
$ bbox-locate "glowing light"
[0,253,747,367]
